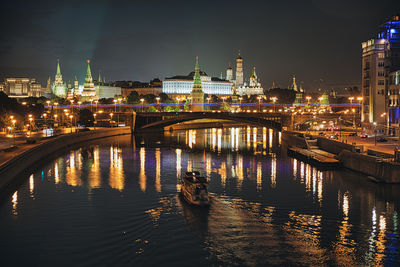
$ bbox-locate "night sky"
[1,0,400,91]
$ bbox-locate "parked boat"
[181,171,210,206]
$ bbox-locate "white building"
[163,70,233,96]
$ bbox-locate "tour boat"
[181,171,210,206]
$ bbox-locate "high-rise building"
[235,51,244,88]
[190,56,204,112]
[362,16,400,125]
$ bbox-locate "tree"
[78,109,94,126]
[127,91,139,104]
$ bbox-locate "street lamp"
[140,98,145,112]
[270,96,278,113]
[257,96,262,112]
[94,100,98,112]
[306,96,311,105]
[156,97,160,112]
[118,98,122,113]
[69,115,73,133]
[90,99,93,112]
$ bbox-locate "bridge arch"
[135,112,284,131]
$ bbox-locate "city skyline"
[1,0,400,90]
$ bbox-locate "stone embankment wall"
[338,150,400,183]
[282,132,308,149]
[0,127,131,191]
[316,137,355,155]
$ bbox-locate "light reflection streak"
[176,148,182,191]
[270,156,276,188]
[235,127,239,151]
[333,191,356,265]
[212,128,216,151]
[257,161,262,191]
[11,191,18,215]
[300,162,305,183]
[217,129,222,153]
[219,161,227,187]
[269,129,273,149]
[374,215,387,265]
[155,148,161,193]
[54,162,59,184]
[253,127,257,152]
[138,147,146,192]
[262,127,267,150]
[246,126,251,149]
[293,159,298,179]
[305,164,311,191]
[66,151,82,187]
[89,147,101,188]
[317,171,323,204]
[29,174,34,197]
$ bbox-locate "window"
[378,53,385,58]
[378,62,384,67]
[378,80,385,85]
[378,71,385,77]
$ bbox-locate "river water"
[0,127,399,266]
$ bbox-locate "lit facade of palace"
[163,70,233,96]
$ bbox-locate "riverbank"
[0,127,132,191]
[283,131,400,183]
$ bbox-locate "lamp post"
[43,113,47,127]
[11,119,16,145]
[156,97,160,112]
[348,97,355,128]
[373,122,377,146]
[306,96,311,106]
[69,115,73,133]
[94,100,98,113]
[140,98,145,112]
[110,113,114,127]
[270,96,278,113]
[90,99,93,112]
[118,98,122,113]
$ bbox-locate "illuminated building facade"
[237,67,264,96]
[1,78,44,98]
[163,68,233,96]
[362,15,400,126]
[388,69,400,136]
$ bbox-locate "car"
[360,133,368,138]
[376,136,388,142]
[329,135,338,140]
[349,132,357,136]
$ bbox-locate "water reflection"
[2,127,400,266]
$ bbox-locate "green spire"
[85,59,92,83]
[193,56,202,85]
[56,59,61,75]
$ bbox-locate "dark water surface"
[0,127,399,266]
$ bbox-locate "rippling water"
[0,127,399,266]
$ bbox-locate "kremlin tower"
[235,51,244,88]
[80,59,96,100]
[52,59,68,97]
[190,56,204,111]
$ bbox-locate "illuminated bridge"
[134,112,291,132]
